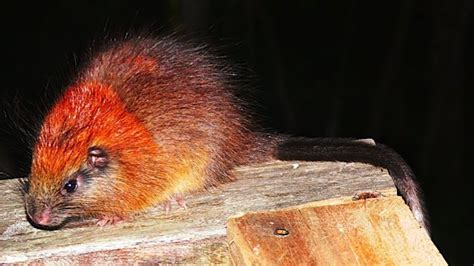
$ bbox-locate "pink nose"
[32,208,52,225]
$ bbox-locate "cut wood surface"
[1,161,398,264]
[227,196,445,265]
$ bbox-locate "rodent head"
[25,82,161,229]
[25,145,112,228]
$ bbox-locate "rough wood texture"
[227,196,445,265]
[0,161,397,264]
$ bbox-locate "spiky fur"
[25,36,427,231]
[27,36,275,225]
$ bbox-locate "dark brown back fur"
[79,36,275,185]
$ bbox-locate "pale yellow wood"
[227,197,446,265]
[0,161,397,264]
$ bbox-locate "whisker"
[17,177,29,195]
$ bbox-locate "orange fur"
[24,36,426,231]
[26,37,276,226]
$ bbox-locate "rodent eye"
[64,179,77,193]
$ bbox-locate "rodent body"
[24,36,426,230]
[26,37,275,227]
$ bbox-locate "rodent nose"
[31,208,52,225]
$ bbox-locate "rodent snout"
[29,207,52,225]
[25,197,63,228]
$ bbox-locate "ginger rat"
[23,36,427,230]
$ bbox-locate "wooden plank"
[0,161,396,264]
[227,196,446,265]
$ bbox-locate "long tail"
[275,137,428,232]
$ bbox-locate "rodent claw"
[176,195,187,209]
[163,201,172,215]
[163,195,187,215]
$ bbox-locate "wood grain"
[0,161,397,264]
[227,196,445,265]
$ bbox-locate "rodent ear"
[87,146,109,169]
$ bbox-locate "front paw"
[162,195,187,215]
[96,215,124,226]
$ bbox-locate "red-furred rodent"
[23,36,427,231]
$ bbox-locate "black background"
[0,1,471,264]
